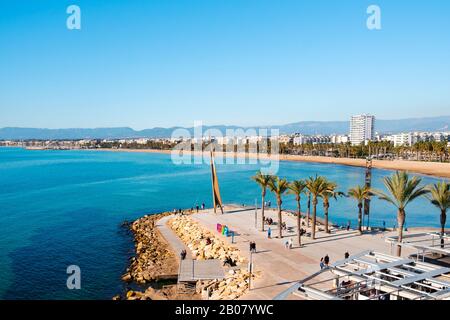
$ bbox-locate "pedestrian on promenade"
[320,257,325,269]
[180,249,187,260]
[268,227,272,239]
[249,241,257,253]
[344,252,350,259]
[324,254,330,267]
[288,238,293,249]
[201,203,205,210]
[196,205,199,212]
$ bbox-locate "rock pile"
[122,212,177,285]
[169,216,258,300]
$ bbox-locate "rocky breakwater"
[119,212,180,300]
[168,216,259,300]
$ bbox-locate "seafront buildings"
[350,114,376,146]
[2,130,449,150]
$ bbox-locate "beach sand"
[92,148,450,179]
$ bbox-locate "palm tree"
[319,179,343,233]
[268,176,289,239]
[251,171,273,231]
[288,180,307,245]
[306,175,326,240]
[427,181,450,248]
[374,171,429,256]
[348,185,372,234]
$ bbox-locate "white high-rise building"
[350,114,375,146]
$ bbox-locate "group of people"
[173,203,206,215]
[319,252,350,269]
[319,255,330,269]
[173,208,184,215]
[284,238,293,249]
[223,255,237,267]
[263,201,271,207]
[264,218,286,230]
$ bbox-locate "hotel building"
[350,114,375,146]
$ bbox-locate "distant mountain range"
[1,116,449,140]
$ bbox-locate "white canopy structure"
[385,232,450,260]
[274,250,450,300]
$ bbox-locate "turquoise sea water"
[0,147,447,299]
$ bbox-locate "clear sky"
[1,0,449,129]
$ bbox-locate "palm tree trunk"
[277,198,283,239]
[307,193,311,227]
[311,199,317,240]
[358,203,363,234]
[297,199,302,246]
[261,194,265,232]
[441,209,446,248]
[396,209,405,256]
[324,203,329,234]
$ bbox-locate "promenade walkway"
[191,206,421,300]
[156,215,192,261]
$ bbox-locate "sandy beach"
[90,148,450,179]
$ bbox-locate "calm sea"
[0,147,446,299]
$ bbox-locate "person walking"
[196,205,199,213]
[320,257,325,269]
[201,203,205,210]
[344,252,350,259]
[249,241,257,253]
[288,238,293,249]
[324,254,330,267]
[267,227,272,239]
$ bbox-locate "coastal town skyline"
[1,0,449,307]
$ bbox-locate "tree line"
[252,171,450,256]
[279,140,450,162]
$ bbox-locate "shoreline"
[119,212,200,300]
[87,147,450,179]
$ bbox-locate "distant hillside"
[275,116,450,135]
[1,116,449,140]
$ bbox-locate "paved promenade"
[156,215,192,261]
[191,206,421,300]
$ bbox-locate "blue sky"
[0,0,449,129]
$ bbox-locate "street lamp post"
[248,251,253,291]
[254,198,258,229]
